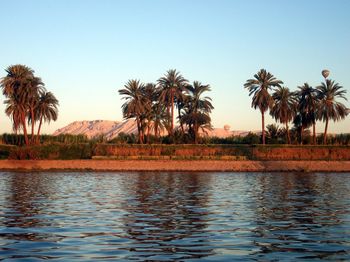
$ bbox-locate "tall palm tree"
[158,69,188,136]
[119,79,146,143]
[181,81,214,144]
[244,69,283,144]
[35,91,59,143]
[296,83,319,144]
[141,83,158,143]
[1,65,34,96]
[149,85,167,140]
[27,76,45,143]
[317,79,348,144]
[175,89,188,135]
[4,94,24,136]
[1,65,35,145]
[292,112,309,144]
[152,100,167,140]
[270,86,296,144]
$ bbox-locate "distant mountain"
[53,120,254,139]
[53,119,137,139]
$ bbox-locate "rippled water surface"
[0,172,350,261]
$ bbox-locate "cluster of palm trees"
[245,69,348,144]
[0,65,59,146]
[118,69,213,144]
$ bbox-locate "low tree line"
[118,69,214,144]
[1,133,88,146]
[244,69,348,144]
[1,65,347,147]
[0,65,59,146]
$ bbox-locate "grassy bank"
[0,143,349,161]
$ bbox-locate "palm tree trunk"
[166,105,171,134]
[286,122,291,144]
[178,107,185,134]
[313,122,316,145]
[136,117,143,144]
[140,130,144,144]
[194,122,198,144]
[154,122,159,141]
[36,116,43,144]
[261,110,265,145]
[171,91,174,136]
[300,126,304,145]
[323,118,329,145]
[30,107,35,144]
[21,113,29,146]
[147,123,150,144]
[140,125,144,144]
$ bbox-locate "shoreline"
[0,160,350,172]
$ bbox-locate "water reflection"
[120,173,214,260]
[0,172,62,260]
[251,173,350,260]
[0,172,349,261]
[4,173,51,228]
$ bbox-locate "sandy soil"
[0,160,350,172]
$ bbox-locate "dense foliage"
[118,69,213,144]
[1,133,89,146]
[0,65,59,146]
[245,69,348,144]
[0,65,348,149]
[0,132,349,160]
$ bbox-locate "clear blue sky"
[0,0,349,134]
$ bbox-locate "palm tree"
[244,69,283,144]
[152,101,167,140]
[158,69,188,136]
[292,112,309,144]
[265,124,283,143]
[143,84,168,141]
[1,65,35,145]
[296,83,319,144]
[0,64,34,96]
[119,80,146,143]
[4,94,24,136]
[141,83,158,143]
[1,65,58,146]
[317,79,348,144]
[148,86,168,140]
[35,91,59,143]
[27,76,45,143]
[270,86,296,144]
[175,89,188,135]
[181,81,214,144]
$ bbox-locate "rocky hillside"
[53,119,137,139]
[53,120,251,139]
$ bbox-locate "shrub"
[0,145,15,159]
[108,132,137,144]
[1,133,89,145]
[7,143,93,160]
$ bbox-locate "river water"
[0,172,349,261]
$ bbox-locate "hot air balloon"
[322,69,330,79]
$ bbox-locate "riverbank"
[1,160,350,172]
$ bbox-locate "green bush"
[1,133,89,145]
[0,145,14,159]
[206,133,261,145]
[7,143,93,160]
[1,133,26,146]
[94,144,253,158]
[108,132,137,144]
